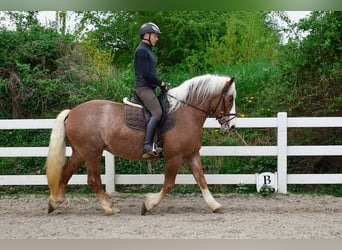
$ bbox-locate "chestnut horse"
[46,74,237,215]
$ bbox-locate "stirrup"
[152,143,162,156]
[142,143,162,158]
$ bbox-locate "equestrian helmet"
[139,22,162,36]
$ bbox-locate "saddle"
[123,92,176,147]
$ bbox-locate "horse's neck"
[177,105,208,127]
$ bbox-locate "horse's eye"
[228,96,234,104]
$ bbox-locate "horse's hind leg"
[85,155,120,215]
[187,152,223,213]
[59,150,84,200]
[142,157,182,215]
[48,150,84,213]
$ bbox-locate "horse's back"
[72,99,121,112]
[68,100,122,121]
[65,100,124,144]
[64,99,147,159]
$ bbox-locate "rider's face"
[150,33,159,46]
[144,33,159,46]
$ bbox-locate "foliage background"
[0,11,341,195]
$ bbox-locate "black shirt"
[134,41,162,89]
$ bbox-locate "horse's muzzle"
[220,122,236,132]
[218,114,237,132]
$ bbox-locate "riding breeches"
[135,86,162,120]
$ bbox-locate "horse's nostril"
[230,125,236,130]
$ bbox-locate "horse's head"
[211,77,237,132]
[167,74,237,131]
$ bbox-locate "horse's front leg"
[141,157,182,215]
[187,152,223,213]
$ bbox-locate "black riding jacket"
[134,41,162,89]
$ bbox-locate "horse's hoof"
[141,202,147,216]
[103,206,120,215]
[48,202,55,214]
[213,206,225,214]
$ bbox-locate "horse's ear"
[224,77,235,92]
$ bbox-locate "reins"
[167,92,237,122]
[167,93,210,115]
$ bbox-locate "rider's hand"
[161,85,168,93]
[160,82,168,93]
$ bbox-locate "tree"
[205,11,280,70]
[80,11,281,75]
[0,24,74,118]
[5,11,39,32]
[298,11,342,82]
[78,11,231,70]
[279,11,342,116]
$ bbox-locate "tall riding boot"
[142,117,162,158]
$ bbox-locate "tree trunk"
[8,71,23,118]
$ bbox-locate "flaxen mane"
[167,74,235,113]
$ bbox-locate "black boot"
[142,117,162,158]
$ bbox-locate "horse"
[46,74,237,215]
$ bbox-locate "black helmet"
[139,22,162,36]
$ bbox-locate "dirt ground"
[0,193,341,239]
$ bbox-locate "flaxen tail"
[46,109,70,206]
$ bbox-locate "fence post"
[104,151,115,194]
[277,112,288,193]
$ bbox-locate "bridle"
[212,88,237,126]
[167,86,237,126]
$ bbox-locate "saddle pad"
[124,105,176,133]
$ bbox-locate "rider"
[134,22,167,158]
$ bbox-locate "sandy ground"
[0,193,341,239]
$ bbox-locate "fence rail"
[1,112,341,194]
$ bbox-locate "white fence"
[0,112,341,194]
